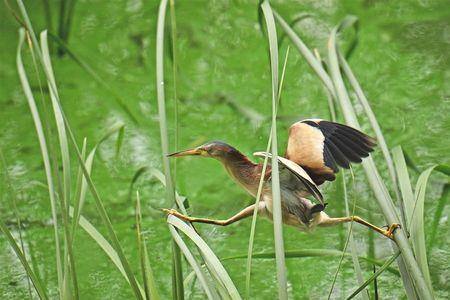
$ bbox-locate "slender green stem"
[71,138,87,242]
[16,28,63,295]
[169,0,179,180]
[261,2,287,299]
[245,45,289,299]
[347,251,401,300]
[40,31,79,300]
[156,1,185,299]
[328,209,351,299]
[168,225,218,299]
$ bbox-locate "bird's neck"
[218,152,265,197]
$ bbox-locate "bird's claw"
[162,208,177,215]
[384,223,401,240]
[162,208,191,222]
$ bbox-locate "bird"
[163,119,400,239]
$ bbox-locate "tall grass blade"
[347,251,401,300]
[373,265,379,300]
[169,0,179,179]
[136,191,161,300]
[155,0,184,212]
[167,225,218,299]
[71,138,87,240]
[72,123,125,240]
[277,13,314,48]
[393,147,439,292]
[245,131,271,299]
[0,221,48,300]
[167,215,241,299]
[327,17,432,299]
[16,27,63,295]
[260,2,287,298]
[392,146,414,231]
[156,1,186,298]
[244,45,289,299]
[40,30,79,299]
[72,144,96,236]
[328,209,351,299]
[391,146,419,299]
[342,173,370,300]
[410,165,437,291]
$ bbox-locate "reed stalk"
[156,1,186,299]
[260,2,287,299]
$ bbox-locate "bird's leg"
[162,204,259,226]
[318,215,401,240]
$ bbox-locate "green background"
[1,0,449,298]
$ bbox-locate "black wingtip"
[311,203,328,214]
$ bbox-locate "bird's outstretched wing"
[253,152,323,204]
[285,119,376,185]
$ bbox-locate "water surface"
[1,0,449,299]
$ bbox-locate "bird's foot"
[382,223,401,240]
[162,208,192,222]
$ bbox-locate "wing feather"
[253,152,323,204]
[324,139,351,168]
[285,119,376,185]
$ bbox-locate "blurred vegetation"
[0,0,449,299]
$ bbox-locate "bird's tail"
[309,203,327,217]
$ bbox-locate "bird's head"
[168,141,244,162]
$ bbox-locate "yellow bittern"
[164,119,400,239]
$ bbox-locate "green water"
[1,0,449,299]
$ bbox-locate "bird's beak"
[168,148,204,157]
